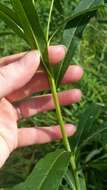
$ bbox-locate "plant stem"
[48,75,81,190]
[46,3,82,189]
[46,0,55,42]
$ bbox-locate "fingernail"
[21,50,40,69]
[28,50,40,63]
[66,124,77,135]
[57,45,67,53]
[50,45,67,54]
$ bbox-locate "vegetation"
[0,0,107,189]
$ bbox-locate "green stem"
[48,75,81,190]
[46,0,55,42]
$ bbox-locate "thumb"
[0,51,40,99]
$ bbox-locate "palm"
[0,98,18,167]
[0,99,18,165]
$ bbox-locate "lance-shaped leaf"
[49,0,104,42]
[11,0,50,73]
[0,2,21,25]
[55,0,104,85]
[73,0,103,15]
[69,103,107,156]
[0,3,24,39]
[10,150,70,190]
[65,0,104,29]
[55,14,94,85]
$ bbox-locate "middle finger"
[16,89,82,119]
[7,65,83,102]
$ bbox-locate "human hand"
[0,45,83,168]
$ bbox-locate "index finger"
[0,45,66,67]
[0,52,26,67]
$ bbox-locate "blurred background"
[0,0,107,189]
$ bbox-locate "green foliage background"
[0,0,107,189]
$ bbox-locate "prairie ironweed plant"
[0,0,105,190]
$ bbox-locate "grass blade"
[81,127,107,148]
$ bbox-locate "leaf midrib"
[0,10,24,33]
[35,150,67,190]
[12,0,37,48]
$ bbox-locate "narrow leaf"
[69,104,107,156]
[89,153,107,171]
[55,15,92,85]
[55,0,104,84]
[64,170,76,190]
[73,0,103,15]
[11,0,37,49]
[78,170,87,190]
[11,0,50,74]
[0,3,24,39]
[11,150,70,190]
[81,127,107,147]
[49,0,104,42]
[0,2,21,25]
[75,104,103,151]
[85,149,102,163]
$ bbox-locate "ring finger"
[16,89,82,119]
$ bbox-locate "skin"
[0,45,83,168]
